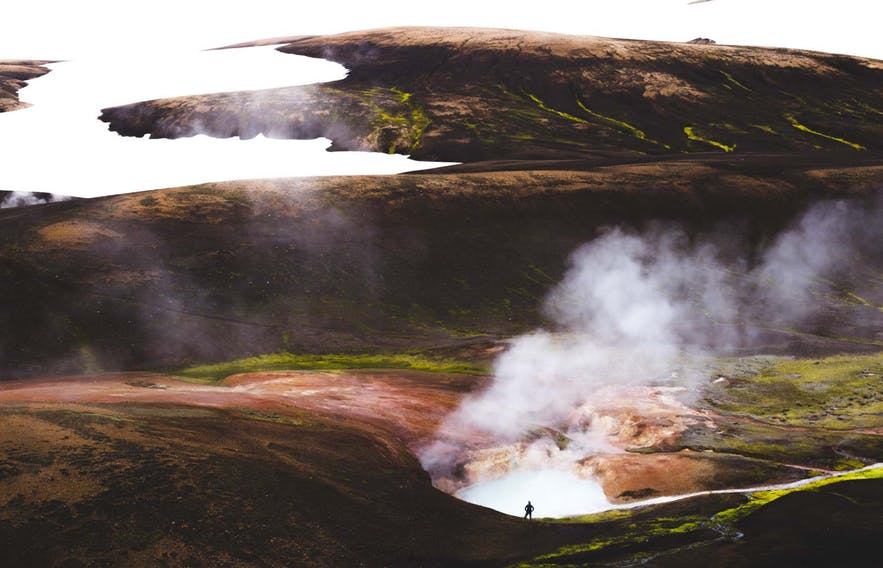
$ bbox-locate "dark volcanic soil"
[100,27,883,161]
[0,372,680,566]
[2,28,882,568]
[2,156,882,378]
[14,28,880,378]
[0,60,52,112]
[1,372,880,567]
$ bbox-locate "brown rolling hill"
[100,27,883,161]
[0,60,52,112]
[2,155,882,378]
[2,28,882,567]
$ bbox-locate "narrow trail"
[603,463,883,516]
[778,462,838,475]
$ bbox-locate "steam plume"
[420,194,883,491]
[0,191,71,209]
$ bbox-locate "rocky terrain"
[2,28,882,566]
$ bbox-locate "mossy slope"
[100,28,883,161]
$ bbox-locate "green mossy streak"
[177,352,487,382]
[711,466,883,529]
[518,467,883,566]
[526,93,591,124]
[784,113,865,150]
[576,99,670,148]
[719,70,751,92]
[683,126,735,152]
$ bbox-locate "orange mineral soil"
[0,370,476,445]
[0,372,802,504]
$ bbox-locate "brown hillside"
[0,60,52,112]
[1,154,882,378]
[100,27,883,161]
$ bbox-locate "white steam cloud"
[420,195,883,512]
[449,227,734,441]
[0,191,71,209]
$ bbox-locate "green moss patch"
[176,351,487,382]
[710,352,883,429]
[711,465,883,530]
[518,467,882,566]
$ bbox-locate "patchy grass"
[234,408,312,427]
[710,352,883,429]
[710,465,883,530]
[517,467,883,566]
[526,516,706,562]
[176,351,488,382]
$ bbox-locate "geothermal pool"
[0,45,454,198]
[456,463,883,519]
[457,470,609,518]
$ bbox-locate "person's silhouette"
[524,500,534,520]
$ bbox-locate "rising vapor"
[420,194,883,505]
[0,191,71,209]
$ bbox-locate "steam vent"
[2,26,883,567]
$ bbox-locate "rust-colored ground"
[0,370,477,444]
[0,372,826,505]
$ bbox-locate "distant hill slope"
[0,191,75,209]
[0,60,52,112]
[1,154,882,378]
[100,27,883,161]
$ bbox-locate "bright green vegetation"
[676,353,883,472]
[527,93,591,124]
[710,352,883,429]
[356,86,431,153]
[576,99,670,148]
[522,90,670,149]
[177,351,488,382]
[784,113,866,150]
[683,126,735,152]
[679,415,881,472]
[719,70,752,92]
[710,466,883,529]
[525,517,705,563]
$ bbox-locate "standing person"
[524,500,535,520]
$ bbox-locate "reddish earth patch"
[0,373,849,506]
[0,370,481,446]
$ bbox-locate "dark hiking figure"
[524,501,534,520]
